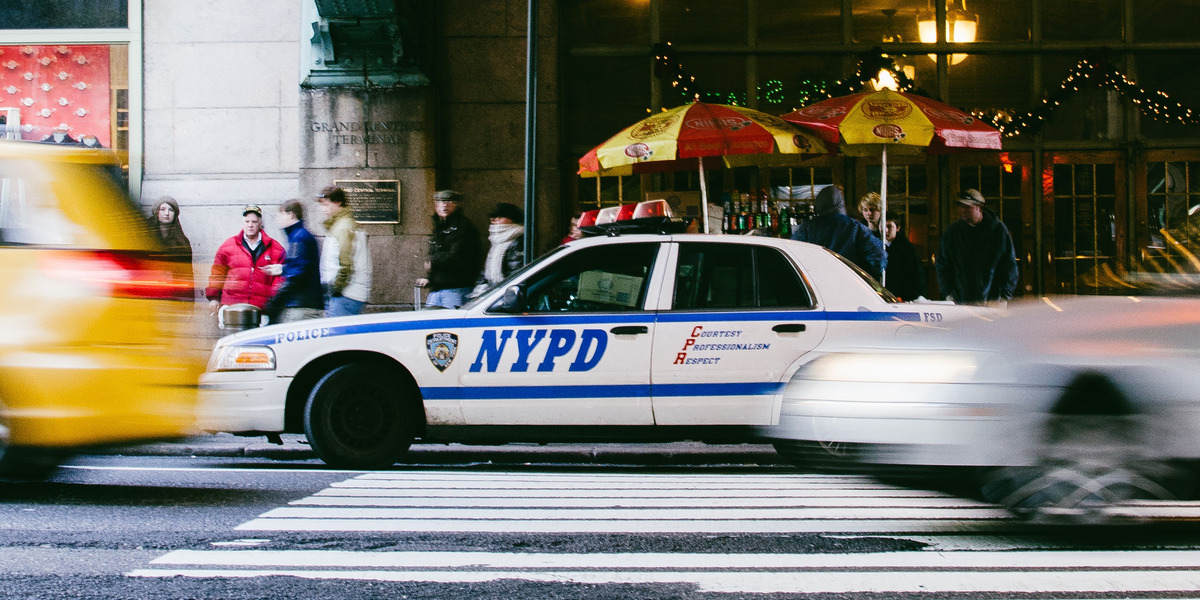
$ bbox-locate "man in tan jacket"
[316,186,372,317]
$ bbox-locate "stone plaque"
[334,180,401,223]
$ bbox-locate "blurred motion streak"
[0,140,203,477]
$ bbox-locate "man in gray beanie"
[791,185,886,280]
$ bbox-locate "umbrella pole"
[880,145,887,288]
[698,157,710,233]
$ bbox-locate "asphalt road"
[5,451,1200,599]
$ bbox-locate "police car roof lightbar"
[579,199,690,236]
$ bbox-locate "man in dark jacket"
[265,199,324,322]
[416,190,482,309]
[936,189,1019,306]
[791,186,886,280]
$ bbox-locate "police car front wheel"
[303,363,414,469]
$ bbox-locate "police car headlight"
[209,345,276,372]
[800,351,980,384]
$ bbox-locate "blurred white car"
[772,294,1200,523]
[198,200,986,468]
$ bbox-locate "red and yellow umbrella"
[779,89,1001,156]
[781,89,1001,286]
[579,102,828,231]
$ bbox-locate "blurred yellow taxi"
[0,140,203,473]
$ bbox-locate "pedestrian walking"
[316,186,372,317]
[416,190,482,309]
[883,214,926,301]
[471,202,525,298]
[264,199,324,323]
[935,188,1019,306]
[204,204,285,314]
[791,186,886,280]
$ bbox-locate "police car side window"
[673,243,812,310]
[673,243,754,309]
[525,243,658,313]
[755,246,813,308]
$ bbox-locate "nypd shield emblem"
[426,332,458,372]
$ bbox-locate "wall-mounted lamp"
[871,64,916,91]
[917,0,977,65]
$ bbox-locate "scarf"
[484,223,524,285]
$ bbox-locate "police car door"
[457,240,665,425]
[650,239,827,425]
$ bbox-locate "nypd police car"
[198,200,984,468]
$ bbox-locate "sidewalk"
[93,433,789,466]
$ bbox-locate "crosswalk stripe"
[142,548,1200,569]
[293,495,984,508]
[255,505,1011,520]
[235,517,1012,534]
[126,566,1200,594]
[330,479,893,490]
[315,487,945,498]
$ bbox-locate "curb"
[92,435,789,466]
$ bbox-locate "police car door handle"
[772,323,806,333]
[610,325,649,335]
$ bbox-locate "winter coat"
[427,211,482,291]
[204,231,286,309]
[265,220,324,316]
[884,233,926,301]
[935,208,1019,304]
[791,187,886,280]
[320,205,372,303]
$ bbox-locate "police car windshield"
[826,250,900,303]
[459,245,569,311]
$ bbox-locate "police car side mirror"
[494,284,528,313]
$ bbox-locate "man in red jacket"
[205,205,286,314]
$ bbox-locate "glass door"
[1042,152,1128,295]
[1137,151,1200,280]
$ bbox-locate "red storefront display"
[0,44,111,147]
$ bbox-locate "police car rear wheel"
[304,363,413,469]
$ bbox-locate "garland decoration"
[652,45,1200,138]
[972,56,1200,137]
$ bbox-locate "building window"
[0,44,124,152]
[0,0,127,29]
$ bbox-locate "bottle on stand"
[758,190,772,233]
[721,193,734,234]
[724,193,744,230]
[777,202,792,238]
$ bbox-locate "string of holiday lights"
[652,43,921,108]
[652,45,1200,138]
[972,57,1200,137]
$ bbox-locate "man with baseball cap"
[416,190,482,309]
[205,204,286,315]
[935,188,1019,306]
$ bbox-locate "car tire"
[304,363,413,469]
[978,413,1194,524]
